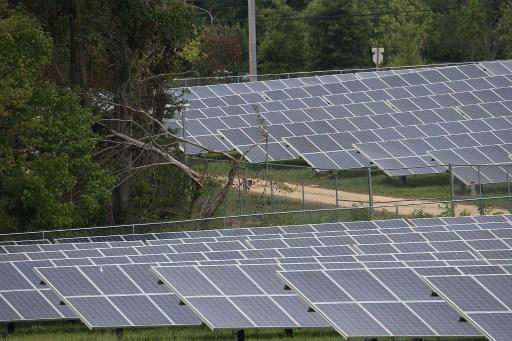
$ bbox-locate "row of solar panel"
[3,217,512,257]
[187,98,512,144]
[2,215,512,341]
[181,62,509,101]
[182,76,512,121]
[172,61,512,188]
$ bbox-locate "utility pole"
[248,0,257,81]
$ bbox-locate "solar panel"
[35,265,201,329]
[423,274,512,341]
[0,262,75,322]
[278,268,481,338]
[152,264,330,329]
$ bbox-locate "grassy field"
[4,323,486,341]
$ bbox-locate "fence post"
[335,170,339,208]
[302,179,305,216]
[507,165,512,214]
[367,167,373,219]
[238,167,242,226]
[270,164,274,213]
[449,164,455,217]
[477,165,483,215]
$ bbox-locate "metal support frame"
[233,329,245,341]
[364,338,377,341]
[284,328,293,337]
[507,165,512,213]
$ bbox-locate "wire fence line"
[1,159,511,242]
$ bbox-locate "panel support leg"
[5,322,15,336]
[364,338,377,341]
[233,329,245,341]
[112,328,123,339]
[284,328,293,337]
[400,175,407,185]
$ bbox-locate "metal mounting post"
[284,328,293,337]
[4,322,15,336]
[112,328,123,339]
[233,329,245,341]
[400,175,407,185]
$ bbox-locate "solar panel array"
[2,214,512,340]
[171,60,512,184]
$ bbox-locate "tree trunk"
[69,0,88,92]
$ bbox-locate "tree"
[0,2,113,232]
[303,0,372,70]
[374,0,432,66]
[457,0,487,60]
[258,0,305,74]
[180,25,242,76]
[496,1,512,58]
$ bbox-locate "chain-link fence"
[172,62,471,87]
[1,159,511,242]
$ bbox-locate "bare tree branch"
[109,128,202,184]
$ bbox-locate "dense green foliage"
[196,0,512,74]
[0,2,112,232]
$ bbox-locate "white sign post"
[372,47,384,69]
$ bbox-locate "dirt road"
[236,177,481,216]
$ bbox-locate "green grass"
[4,323,485,341]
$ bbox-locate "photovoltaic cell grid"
[152,264,330,329]
[423,274,512,341]
[290,116,512,172]
[171,60,512,177]
[35,265,201,329]
[354,130,512,181]
[218,74,512,164]
[0,262,75,322]
[277,268,482,338]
